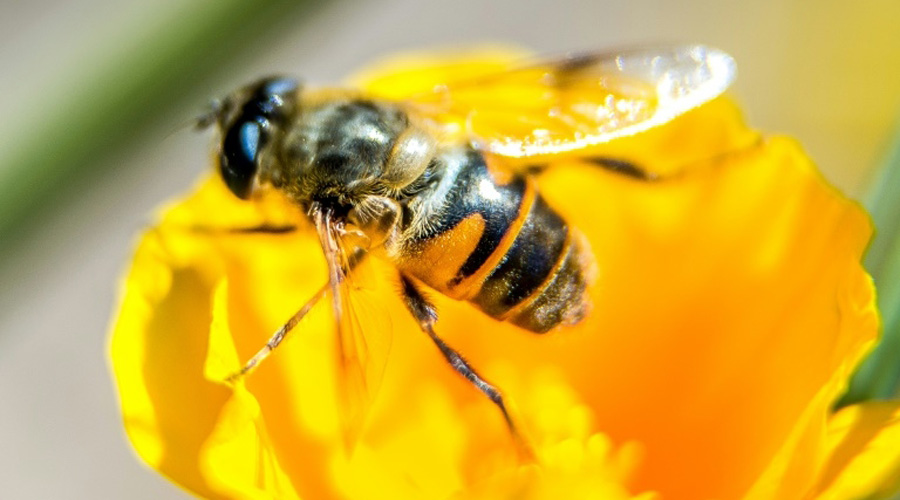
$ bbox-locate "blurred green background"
[2,0,900,498]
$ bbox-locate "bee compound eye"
[238,121,261,160]
[220,120,265,199]
[262,77,299,97]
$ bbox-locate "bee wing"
[314,208,392,448]
[334,257,394,447]
[389,45,735,159]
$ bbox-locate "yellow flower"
[109,50,898,499]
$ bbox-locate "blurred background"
[2,0,900,498]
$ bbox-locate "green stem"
[838,117,900,406]
[0,0,322,249]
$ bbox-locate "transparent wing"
[313,207,392,448]
[333,256,393,447]
[397,45,735,159]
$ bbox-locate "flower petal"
[109,229,231,498]
[429,105,876,499]
[110,180,333,498]
[111,49,879,500]
[812,402,900,500]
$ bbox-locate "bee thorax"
[277,99,419,205]
[382,127,437,191]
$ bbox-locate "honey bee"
[198,45,735,445]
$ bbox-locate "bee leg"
[227,247,368,384]
[584,157,661,181]
[524,157,660,181]
[226,286,326,384]
[399,274,535,461]
[182,223,298,235]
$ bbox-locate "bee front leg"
[398,274,534,461]
[226,248,367,384]
[226,285,326,384]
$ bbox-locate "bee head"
[200,76,300,199]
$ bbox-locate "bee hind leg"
[525,157,661,181]
[182,223,299,235]
[399,274,535,461]
[584,157,661,181]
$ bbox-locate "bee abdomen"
[471,194,589,333]
[400,148,589,333]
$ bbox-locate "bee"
[199,45,735,445]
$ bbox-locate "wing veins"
[397,45,735,158]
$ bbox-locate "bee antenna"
[161,97,224,140]
[161,112,213,141]
[194,98,224,130]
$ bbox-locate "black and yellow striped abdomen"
[397,148,590,333]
